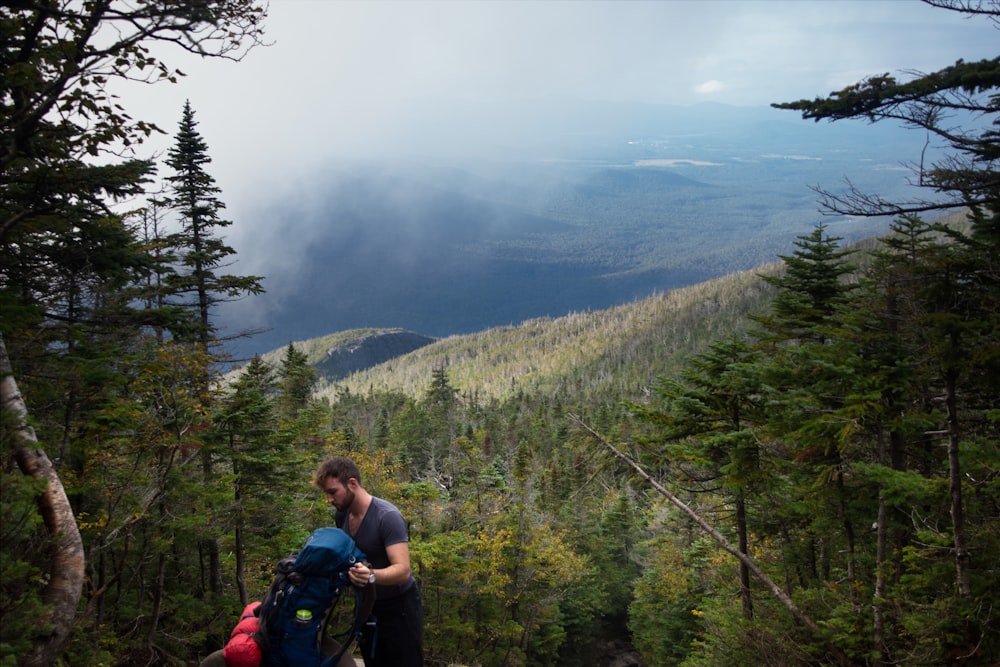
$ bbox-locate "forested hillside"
[317,262,782,403]
[256,329,437,383]
[2,3,998,667]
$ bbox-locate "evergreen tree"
[422,366,460,475]
[752,223,856,344]
[276,343,317,420]
[216,356,291,604]
[163,101,264,349]
[633,336,766,621]
[425,366,459,407]
[2,3,266,662]
[774,52,999,218]
[775,5,1000,656]
[161,100,265,595]
[751,227,871,616]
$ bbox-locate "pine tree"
[2,2,267,663]
[163,101,263,349]
[162,101,265,596]
[425,366,459,407]
[774,5,1000,656]
[749,225,872,619]
[774,52,999,218]
[752,223,856,344]
[216,356,283,603]
[277,343,317,421]
[633,336,765,620]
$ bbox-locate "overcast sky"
[118,0,997,222]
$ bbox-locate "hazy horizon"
[100,1,997,359]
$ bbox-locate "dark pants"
[198,636,356,667]
[359,585,424,667]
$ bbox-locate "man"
[314,456,424,667]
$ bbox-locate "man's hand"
[349,562,375,588]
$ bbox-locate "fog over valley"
[99,1,994,362]
[216,101,924,359]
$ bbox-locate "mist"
[211,100,932,359]
[106,1,997,358]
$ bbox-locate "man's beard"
[334,489,355,513]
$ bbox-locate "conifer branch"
[569,413,852,667]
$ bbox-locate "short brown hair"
[314,456,362,490]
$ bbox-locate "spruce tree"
[752,223,856,344]
[163,100,265,596]
[2,2,267,662]
[277,343,317,420]
[774,53,999,218]
[775,5,1000,654]
[749,225,869,614]
[216,356,282,603]
[164,101,263,349]
[632,336,765,621]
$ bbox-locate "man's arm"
[348,542,411,587]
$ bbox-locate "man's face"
[323,476,355,512]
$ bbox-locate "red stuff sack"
[223,602,262,667]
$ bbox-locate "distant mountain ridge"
[297,261,789,404]
[254,328,436,382]
[314,329,436,379]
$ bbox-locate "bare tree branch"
[921,0,1000,25]
[569,413,854,667]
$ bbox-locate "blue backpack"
[256,527,373,667]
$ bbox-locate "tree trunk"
[148,447,172,646]
[201,451,224,594]
[1,335,85,667]
[873,488,888,665]
[736,491,754,620]
[208,539,223,594]
[234,454,248,605]
[944,366,971,598]
[147,553,167,646]
[837,472,858,607]
[572,415,855,667]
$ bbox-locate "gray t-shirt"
[336,496,414,599]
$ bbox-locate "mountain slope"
[305,225,930,403]
[255,328,436,381]
[315,261,783,404]
[273,216,967,405]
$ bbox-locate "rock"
[595,638,645,667]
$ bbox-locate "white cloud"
[695,80,726,95]
[110,0,999,219]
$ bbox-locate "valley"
[217,102,922,361]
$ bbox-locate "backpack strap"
[254,556,298,658]
[323,583,376,667]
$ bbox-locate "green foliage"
[2,1,273,665]
[276,344,318,420]
[774,56,1000,217]
[162,101,264,346]
[629,530,710,665]
[0,464,48,665]
[6,204,998,667]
